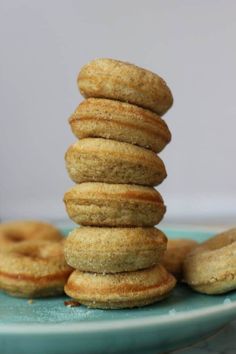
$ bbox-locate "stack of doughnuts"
[63,58,176,309]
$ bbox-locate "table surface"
[170,320,235,354]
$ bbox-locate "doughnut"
[183,229,236,294]
[0,240,72,298]
[64,227,167,273]
[64,265,176,309]
[77,58,173,116]
[65,138,167,186]
[63,182,166,227]
[162,239,198,280]
[69,98,171,153]
[0,220,63,252]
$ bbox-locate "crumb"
[64,300,81,307]
[223,298,231,305]
[169,309,177,316]
[28,299,33,304]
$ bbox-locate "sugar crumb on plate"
[64,300,81,307]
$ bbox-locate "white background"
[0,0,235,224]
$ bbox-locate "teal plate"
[0,228,236,354]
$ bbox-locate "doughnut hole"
[13,241,63,260]
[4,232,25,243]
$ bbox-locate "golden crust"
[69,98,171,153]
[63,182,166,227]
[77,58,173,116]
[183,229,236,294]
[65,138,167,186]
[162,239,198,280]
[64,265,176,309]
[0,240,72,298]
[64,227,167,273]
[0,220,63,252]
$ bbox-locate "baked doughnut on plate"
[64,182,166,227]
[0,220,63,252]
[77,58,173,116]
[65,138,167,186]
[162,239,198,280]
[0,240,72,298]
[69,98,171,153]
[64,227,167,273]
[183,228,236,294]
[64,265,176,309]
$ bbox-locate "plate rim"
[1,294,235,334]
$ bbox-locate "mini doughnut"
[183,229,236,294]
[69,98,171,153]
[64,265,176,309]
[162,239,198,280]
[64,182,166,227]
[0,220,63,252]
[65,138,167,186]
[64,227,167,273]
[78,58,173,116]
[0,240,72,298]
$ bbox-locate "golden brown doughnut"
[65,138,167,186]
[69,98,171,153]
[64,227,167,273]
[162,239,198,280]
[183,228,236,294]
[78,58,173,116]
[0,240,72,298]
[65,138,166,186]
[64,265,176,309]
[0,220,63,252]
[63,182,166,227]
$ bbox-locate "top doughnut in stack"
[63,58,176,309]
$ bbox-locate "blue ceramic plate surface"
[0,228,235,354]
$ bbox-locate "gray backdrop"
[0,0,235,224]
